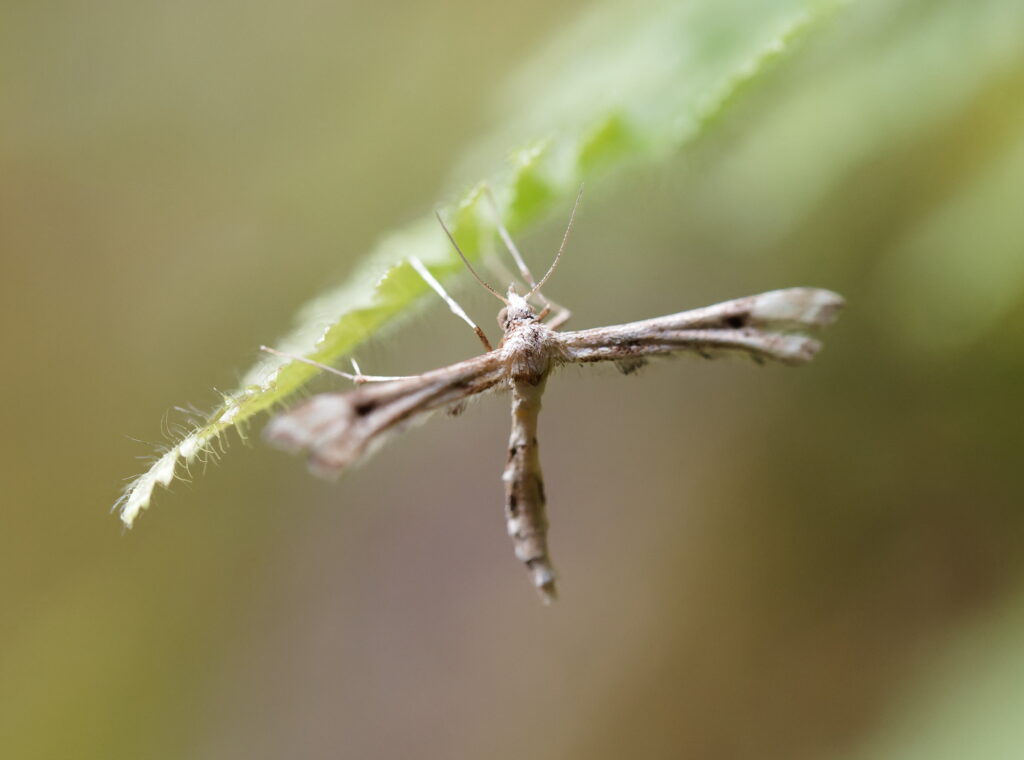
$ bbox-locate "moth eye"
[497,307,508,328]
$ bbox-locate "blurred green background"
[3,0,1024,758]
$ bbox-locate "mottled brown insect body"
[263,197,844,603]
[504,376,553,600]
[495,293,567,601]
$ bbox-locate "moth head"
[498,287,538,330]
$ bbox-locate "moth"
[263,192,844,603]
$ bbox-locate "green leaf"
[117,0,843,526]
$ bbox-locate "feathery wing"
[558,288,844,366]
[264,351,507,477]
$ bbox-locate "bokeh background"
[4,0,1024,758]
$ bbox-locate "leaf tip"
[117,447,181,527]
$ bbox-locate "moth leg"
[543,304,572,330]
[409,256,492,351]
[259,347,413,385]
[346,359,415,385]
[483,184,539,288]
[483,184,569,326]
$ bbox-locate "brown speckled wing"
[559,288,843,367]
[264,351,507,478]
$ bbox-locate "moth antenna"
[528,184,583,300]
[435,211,508,304]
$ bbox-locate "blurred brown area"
[3,1,1023,758]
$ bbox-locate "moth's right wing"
[559,288,843,367]
[264,351,507,477]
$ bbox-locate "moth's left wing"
[264,351,506,477]
[559,288,843,367]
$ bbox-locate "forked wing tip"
[753,288,844,327]
[262,417,309,454]
[777,335,824,365]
